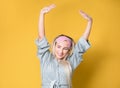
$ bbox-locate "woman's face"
[55,41,70,60]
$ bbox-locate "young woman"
[36,4,93,88]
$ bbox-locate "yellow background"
[0,0,120,88]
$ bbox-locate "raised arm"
[79,10,93,40]
[38,4,56,41]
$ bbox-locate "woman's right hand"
[40,4,56,14]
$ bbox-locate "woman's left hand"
[79,10,92,21]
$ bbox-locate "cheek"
[63,50,69,55]
[55,46,59,53]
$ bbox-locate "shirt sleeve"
[35,37,51,64]
[68,37,91,70]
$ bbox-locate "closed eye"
[57,45,61,48]
[64,47,70,50]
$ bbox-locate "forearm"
[38,4,55,41]
[82,18,93,40]
[38,12,45,41]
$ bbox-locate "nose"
[59,48,63,54]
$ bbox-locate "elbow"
[82,35,89,41]
[38,34,45,41]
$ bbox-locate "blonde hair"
[52,34,75,59]
[59,60,72,87]
[51,34,75,87]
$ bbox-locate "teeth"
[58,54,62,55]
[59,55,62,57]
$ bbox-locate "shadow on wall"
[72,47,109,88]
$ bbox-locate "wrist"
[88,18,93,23]
[40,11,45,15]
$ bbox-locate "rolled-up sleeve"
[35,37,51,63]
[68,37,91,70]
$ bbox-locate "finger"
[79,10,85,14]
[49,4,56,9]
[80,10,88,17]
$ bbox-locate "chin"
[56,56,64,60]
